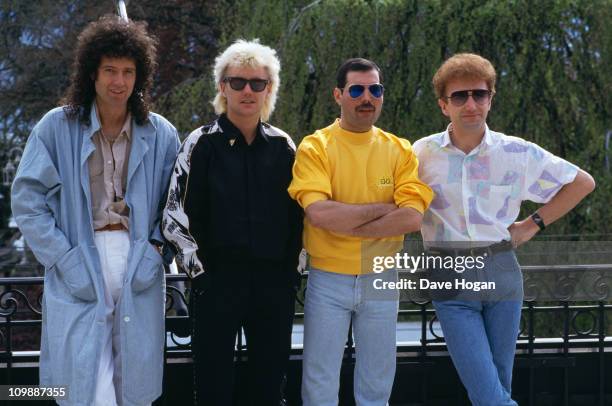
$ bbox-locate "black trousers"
[191,255,297,406]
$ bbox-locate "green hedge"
[155,0,610,235]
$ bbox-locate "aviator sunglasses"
[223,77,270,92]
[341,83,384,99]
[443,89,494,107]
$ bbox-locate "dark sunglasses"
[443,89,494,106]
[223,77,270,92]
[341,83,384,99]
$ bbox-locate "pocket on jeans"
[491,250,520,272]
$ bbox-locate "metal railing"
[1,266,612,405]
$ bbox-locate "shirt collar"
[332,119,375,145]
[482,124,494,146]
[440,123,494,149]
[115,114,131,141]
[218,113,268,145]
[440,124,452,147]
[92,102,132,140]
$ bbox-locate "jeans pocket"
[491,250,520,272]
[490,251,523,300]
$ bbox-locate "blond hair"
[212,39,281,121]
[432,53,496,99]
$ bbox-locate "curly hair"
[61,15,158,125]
[432,53,496,99]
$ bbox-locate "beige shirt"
[88,112,132,230]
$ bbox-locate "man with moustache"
[288,58,433,406]
[413,53,595,405]
[11,16,179,405]
[162,39,302,405]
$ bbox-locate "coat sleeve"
[161,130,206,279]
[11,126,72,269]
[151,128,180,247]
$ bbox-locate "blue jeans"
[302,268,399,406]
[433,250,523,406]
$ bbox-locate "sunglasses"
[223,77,269,92]
[341,83,384,99]
[443,89,494,106]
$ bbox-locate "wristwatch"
[530,212,546,231]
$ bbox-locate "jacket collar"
[218,113,269,145]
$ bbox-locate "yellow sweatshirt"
[288,120,433,274]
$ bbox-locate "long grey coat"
[11,105,180,405]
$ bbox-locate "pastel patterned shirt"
[413,125,578,244]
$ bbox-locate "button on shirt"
[413,125,578,243]
[88,109,132,231]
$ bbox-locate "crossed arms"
[309,167,595,242]
[305,200,423,238]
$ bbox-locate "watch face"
[532,213,545,230]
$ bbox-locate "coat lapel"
[80,106,99,218]
[127,120,151,188]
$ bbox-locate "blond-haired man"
[162,39,302,405]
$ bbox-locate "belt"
[425,240,513,257]
[95,223,127,232]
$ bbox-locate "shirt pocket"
[88,151,105,177]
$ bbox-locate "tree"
[160,0,608,235]
[0,0,610,234]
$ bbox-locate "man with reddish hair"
[414,53,595,405]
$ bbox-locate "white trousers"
[93,230,129,406]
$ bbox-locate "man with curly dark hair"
[11,15,179,406]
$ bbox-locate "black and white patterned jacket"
[161,114,303,279]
